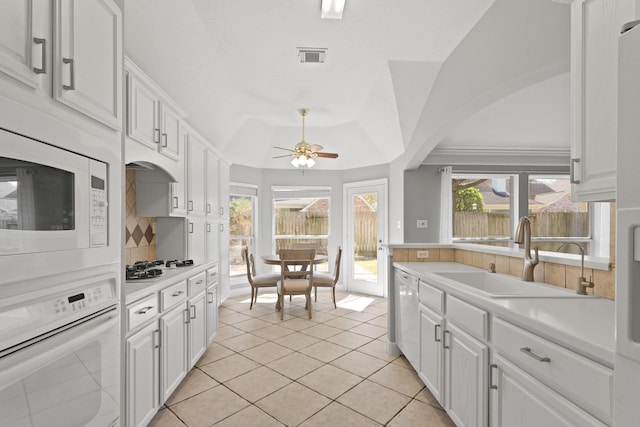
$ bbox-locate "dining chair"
[244,247,280,309]
[313,246,342,308]
[277,249,315,320]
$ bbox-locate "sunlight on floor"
[337,294,375,312]
[239,293,279,304]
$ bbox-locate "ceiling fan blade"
[272,154,294,159]
[315,152,339,159]
[308,144,324,152]
[273,146,295,152]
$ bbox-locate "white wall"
[404,166,442,243]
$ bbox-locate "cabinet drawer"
[493,317,613,421]
[161,280,188,311]
[189,272,207,296]
[127,294,158,332]
[206,265,219,286]
[419,280,444,313]
[447,295,488,340]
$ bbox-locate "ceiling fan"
[273,108,339,167]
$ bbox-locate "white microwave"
[0,128,108,255]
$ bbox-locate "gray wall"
[403,165,442,243]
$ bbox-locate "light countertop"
[393,262,615,366]
[125,264,206,302]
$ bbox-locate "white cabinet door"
[0,0,47,89]
[445,323,488,427]
[420,305,444,405]
[490,354,607,427]
[570,0,636,201]
[218,160,230,221]
[188,218,207,266]
[126,322,160,427]
[127,71,160,149]
[54,0,122,130]
[188,291,207,368]
[206,285,218,343]
[160,303,188,402]
[206,220,220,264]
[160,102,181,160]
[219,222,230,303]
[188,136,207,216]
[206,150,220,218]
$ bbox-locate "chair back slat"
[279,249,315,282]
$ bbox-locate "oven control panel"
[89,159,108,247]
[52,283,114,315]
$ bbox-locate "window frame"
[228,183,258,279]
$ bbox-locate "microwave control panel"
[89,160,108,247]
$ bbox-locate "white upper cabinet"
[126,59,184,161]
[0,0,47,90]
[188,134,208,216]
[53,0,122,130]
[206,150,220,218]
[569,0,637,201]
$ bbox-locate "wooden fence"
[454,212,589,238]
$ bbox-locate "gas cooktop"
[125,259,194,281]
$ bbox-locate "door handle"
[443,330,451,349]
[33,37,47,74]
[207,291,215,304]
[189,200,194,211]
[173,196,179,209]
[570,158,581,184]
[490,364,499,390]
[162,133,168,147]
[154,128,161,143]
[190,304,197,320]
[62,57,74,90]
[189,222,194,233]
[184,308,191,324]
[153,329,160,349]
[434,324,441,342]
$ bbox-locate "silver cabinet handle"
[189,222,194,233]
[570,158,581,184]
[62,57,74,90]
[135,306,154,315]
[162,133,168,147]
[443,330,450,349]
[220,223,224,232]
[153,329,161,349]
[184,308,191,324]
[207,291,215,304]
[520,347,551,363]
[207,204,211,213]
[154,128,161,143]
[207,223,211,232]
[434,324,441,342]
[196,280,204,285]
[190,304,196,320]
[33,37,47,74]
[173,196,179,209]
[188,201,194,211]
[172,290,184,297]
[490,364,499,390]
[219,206,224,216]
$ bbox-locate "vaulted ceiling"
[124,0,569,170]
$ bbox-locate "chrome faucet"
[556,242,595,295]
[514,216,539,281]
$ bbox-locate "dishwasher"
[394,268,420,371]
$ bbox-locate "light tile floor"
[148,290,456,427]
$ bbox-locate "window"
[229,184,257,277]
[449,173,609,256]
[452,175,513,246]
[272,186,330,272]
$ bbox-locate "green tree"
[229,196,252,235]
[455,187,485,212]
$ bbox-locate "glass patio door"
[344,180,387,296]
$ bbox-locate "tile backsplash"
[125,169,157,265]
[393,247,615,300]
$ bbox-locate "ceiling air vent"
[298,47,327,64]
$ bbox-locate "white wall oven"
[0,274,120,427]
[0,127,108,256]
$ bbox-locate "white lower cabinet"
[187,291,207,368]
[419,304,444,405]
[490,354,606,427]
[444,322,488,427]
[206,284,218,343]
[160,302,188,402]
[126,322,160,427]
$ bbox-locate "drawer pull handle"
[434,324,441,342]
[520,347,551,363]
[196,280,204,285]
[172,290,184,297]
[135,306,154,315]
[490,364,498,390]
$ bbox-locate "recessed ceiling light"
[321,0,345,20]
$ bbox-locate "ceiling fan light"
[321,0,345,19]
[291,157,300,167]
[306,156,316,167]
[298,155,307,166]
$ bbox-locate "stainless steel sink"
[434,271,589,298]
